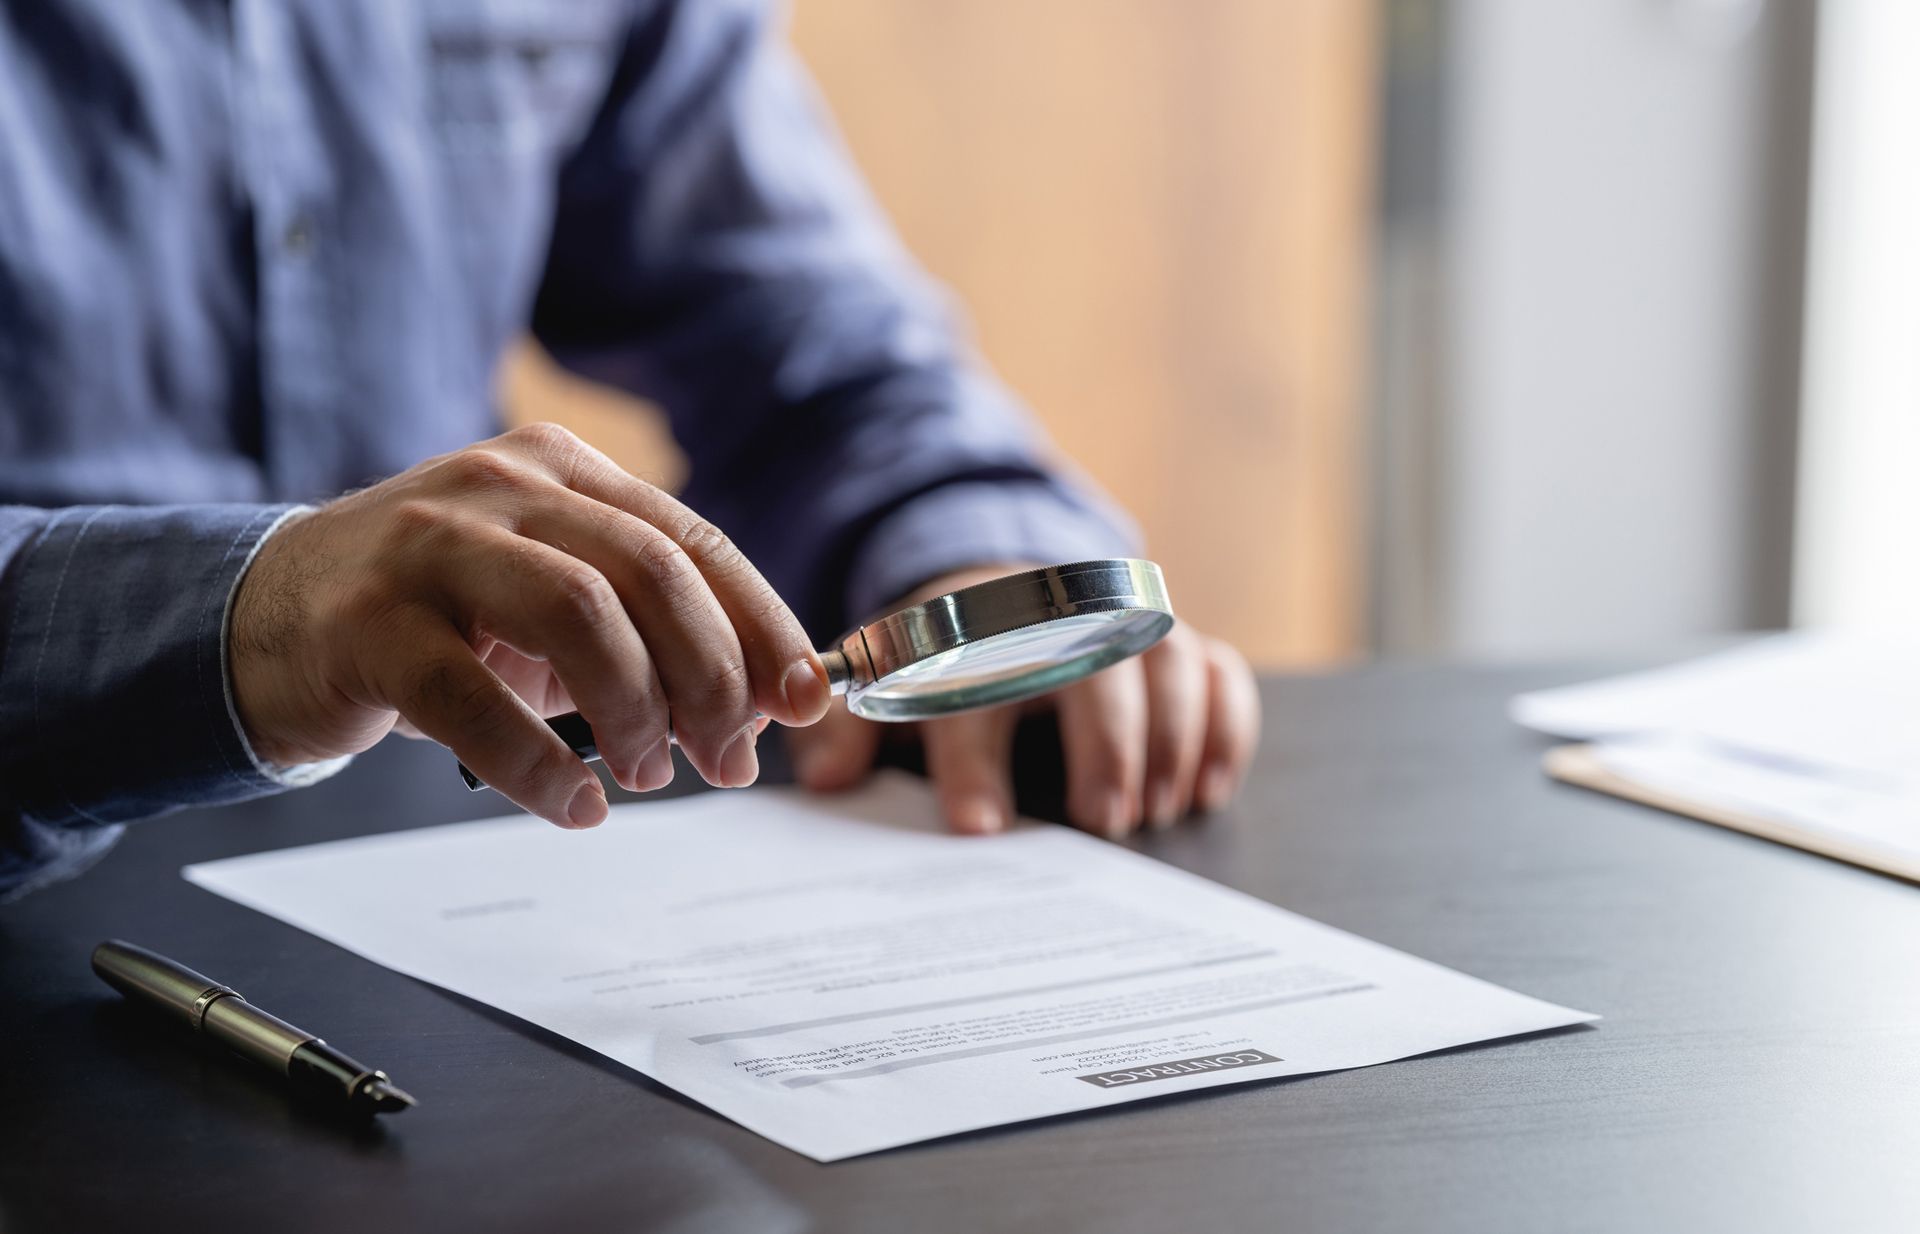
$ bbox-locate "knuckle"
[619,471,665,501]
[675,515,740,568]
[709,652,753,698]
[693,648,751,697]
[544,566,622,632]
[377,500,474,576]
[506,421,581,455]
[504,422,593,481]
[633,533,697,592]
[445,447,530,494]
[387,497,453,543]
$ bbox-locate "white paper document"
[1513,633,1920,871]
[185,774,1594,1161]
[1585,735,1920,863]
[1512,632,1920,790]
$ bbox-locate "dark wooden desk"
[6,663,1918,1233]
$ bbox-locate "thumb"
[787,699,882,792]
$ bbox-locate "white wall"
[1373,0,1810,659]
[1793,0,1920,630]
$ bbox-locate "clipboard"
[1544,742,1920,885]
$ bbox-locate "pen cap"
[92,939,237,1029]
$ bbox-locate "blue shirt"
[0,0,1134,899]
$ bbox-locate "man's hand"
[229,423,832,829]
[787,565,1261,837]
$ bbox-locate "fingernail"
[953,797,1005,835]
[1197,766,1234,813]
[719,724,760,788]
[568,780,607,828]
[1147,781,1180,830]
[1101,790,1133,840]
[635,738,674,792]
[783,659,831,723]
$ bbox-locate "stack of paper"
[1512,633,1920,879]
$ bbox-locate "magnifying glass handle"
[457,650,856,792]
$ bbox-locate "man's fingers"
[433,525,676,794]
[373,614,606,829]
[922,706,1021,834]
[788,700,883,792]
[1140,628,1208,828]
[1055,662,1149,838]
[1197,638,1261,812]
[503,424,828,730]
[508,489,755,789]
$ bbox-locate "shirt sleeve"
[0,504,346,901]
[530,0,1139,641]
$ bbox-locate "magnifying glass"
[458,558,1173,790]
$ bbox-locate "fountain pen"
[92,939,415,1116]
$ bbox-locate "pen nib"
[359,1077,417,1114]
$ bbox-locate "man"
[0,0,1259,901]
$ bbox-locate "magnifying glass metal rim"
[458,557,1172,790]
[821,557,1171,700]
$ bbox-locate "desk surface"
[5,661,1919,1233]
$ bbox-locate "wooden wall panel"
[508,1,1376,667]
[787,1,1375,667]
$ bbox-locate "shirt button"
[282,215,313,255]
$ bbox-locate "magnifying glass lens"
[845,607,1173,721]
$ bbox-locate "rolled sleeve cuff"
[844,478,1142,623]
[3,504,346,835]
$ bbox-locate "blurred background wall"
[1373,0,1814,659]
[511,0,1900,670]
